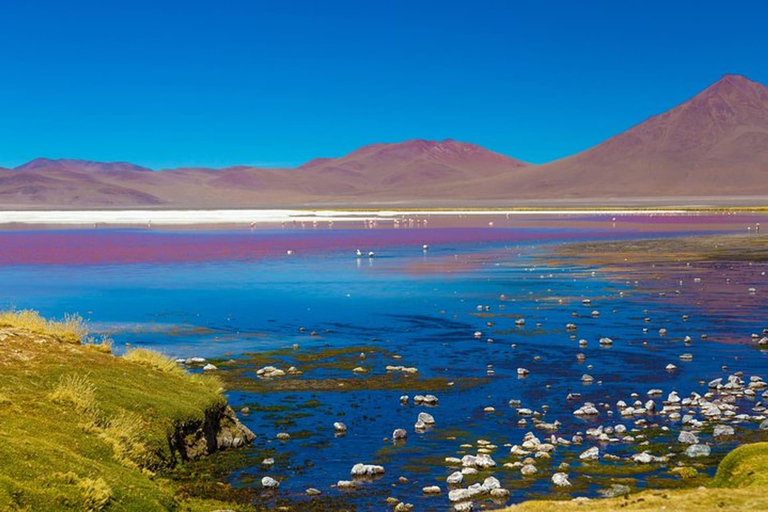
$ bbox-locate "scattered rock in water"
[350,463,385,478]
[685,444,711,457]
[579,446,600,461]
[276,432,290,441]
[447,471,464,485]
[202,363,218,371]
[552,472,571,486]
[261,476,279,489]
[422,485,441,495]
[386,365,419,375]
[517,367,530,376]
[334,422,347,433]
[461,453,497,469]
[713,425,735,437]
[306,488,321,496]
[262,457,275,466]
[418,412,435,425]
[678,431,698,444]
[581,374,594,383]
[520,464,537,476]
[392,428,408,440]
[257,366,286,379]
[599,337,613,346]
[335,480,356,490]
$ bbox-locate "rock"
[334,422,347,433]
[461,453,496,469]
[256,366,286,379]
[520,464,537,476]
[446,471,464,485]
[599,337,613,346]
[422,485,441,495]
[482,476,501,491]
[631,451,654,464]
[262,457,274,466]
[276,432,290,441]
[579,447,600,461]
[714,425,735,437]
[261,476,279,489]
[350,463,385,478]
[678,431,698,444]
[581,374,594,383]
[759,419,768,430]
[306,488,321,495]
[448,485,484,502]
[517,367,530,376]
[418,412,435,425]
[599,484,630,498]
[335,480,356,489]
[394,503,413,512]
[490,488,510,499]
[202,363,218,371]
[392,428,408,440]
[552,472,571,486]
[686,444,711,457]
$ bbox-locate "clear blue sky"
[1,0,766,169]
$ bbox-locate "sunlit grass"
[0,308,88,343]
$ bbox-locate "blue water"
[3,217,768,510]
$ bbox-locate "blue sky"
[1,0,766,169]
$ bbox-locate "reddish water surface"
[0,214,763,266]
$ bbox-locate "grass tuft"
[0,309,88,343]
[124,348,184,375]
[49,374,100,424]
[84,334,113,354]
[100,412,155,472]
[77,477,112,512]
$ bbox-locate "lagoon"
[2,212,768,510]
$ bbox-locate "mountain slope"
[466,74,768,199]
[299,139,528,190]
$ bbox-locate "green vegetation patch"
[0,314,244,511]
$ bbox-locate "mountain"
[298,139,528,189]
[15,158,153,173]
[3,74,768,208]
[464,74,768,199]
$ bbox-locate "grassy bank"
[504,443,768,511]
[0,310,250,511]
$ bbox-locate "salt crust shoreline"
[0,208,691,226]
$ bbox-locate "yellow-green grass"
[504,443,768,511]
[0,308,88,344]
[0,320,243,511]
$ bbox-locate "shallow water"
[2,213,768,510]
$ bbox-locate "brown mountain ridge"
[2,74,768,208]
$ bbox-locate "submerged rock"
[686,444,711,457]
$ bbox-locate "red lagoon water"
[0,212,760,266]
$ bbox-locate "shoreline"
[0,207,738,227]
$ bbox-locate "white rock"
[261,476,279,489]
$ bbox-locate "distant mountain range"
[2,74,768,208]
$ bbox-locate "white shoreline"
[0,208,698,225]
